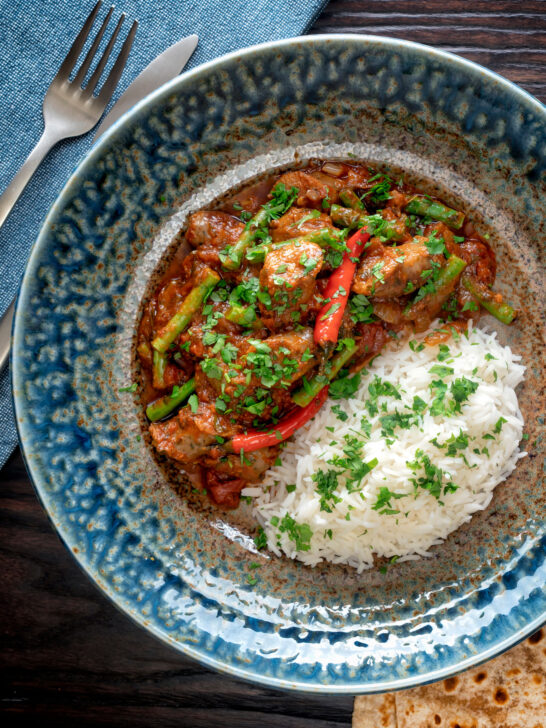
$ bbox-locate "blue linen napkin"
[0,0,328,469]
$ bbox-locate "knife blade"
[93,34,198,141]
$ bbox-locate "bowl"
[12,35,545,693]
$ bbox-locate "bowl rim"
[12,33,546,694]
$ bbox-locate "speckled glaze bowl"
[12,36,545,693]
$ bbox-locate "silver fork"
[0,1,138,371]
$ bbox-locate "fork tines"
[54,0,138,99]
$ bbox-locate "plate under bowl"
[12,35,545,693]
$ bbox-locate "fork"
[0,0,138,371]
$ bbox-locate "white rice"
[243,323,526,572]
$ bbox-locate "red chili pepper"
[314,227,370,347]
[231,385,329,454]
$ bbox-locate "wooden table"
[2,2,544,725]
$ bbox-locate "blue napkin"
[0,0,328,469]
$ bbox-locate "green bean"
[146,377,196,422]
[403,255,467,320]
[330,204,360,229]
[404,195,465,230]
[339,188,365,211]
[463,277,516,324]
[292,342,358,408]
[137,340,152,361]
[152,268,220,353]
[246,228,341,264]
[152,350,167,389]
[330,205,405,242]
[221,208,269,270]
[225,302,260,327]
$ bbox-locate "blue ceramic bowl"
[12,36,545,693]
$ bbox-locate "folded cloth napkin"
[0,0,328,469]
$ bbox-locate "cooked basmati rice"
[242,323,526,572]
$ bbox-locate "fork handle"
[0,127,60,229]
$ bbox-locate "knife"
[93,34,198,140]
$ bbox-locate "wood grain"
[1,3,544,726]
[314,0,546,102]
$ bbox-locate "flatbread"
[352,693,396,728]
[353,628,545,728]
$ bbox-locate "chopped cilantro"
[312,469,341,512]
[412,395,427,413]
[330,372,361,400]
[494,416,507,433]
[432,429,469,457]
[429,364,454,378]
[221,342,239,364]
[278,513,313,551]
[372,486,405,515]
[331,404,349,421]
[118,382,138,393]
[300,252,318,274]
[263,183,299,222]
[349,294,375,324]
[360,176,392,204]
[407,450,458,500]
[254,527,267,550]
[437,344,451,361]
[424,230,448,256]
[292,209,320,228]
[379,411,418,438]
[201,357,223,380]
[188,393,199,413]
[450,377,479,412]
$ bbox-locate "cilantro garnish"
[201,357,223,380]
[412,395,427,413]
[437,344,451,361]
[432,429,469,457]
[429,364,454,378]
[312,469,341,512]
[372,487,405,515]
[407,450,458,501]
[278,514,313,551]
[331,404,349,421]
[360,175,392,205]
[424,230,448,256]
[263,183,299,222]
[254,527,267,550]
[292,209,320,228]
[330,372,361,400]
[379,411,418,438]
[349,294,375,324]
[450,377,479,412]
[494,416,507,433]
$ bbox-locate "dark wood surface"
[1,2,544,726]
